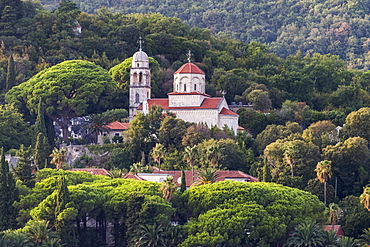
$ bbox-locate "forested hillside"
[39,0,370,69]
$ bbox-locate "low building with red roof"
[97,121,130,144]
[139,168,257,188]
[323,225,345,237]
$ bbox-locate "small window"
[139,72,143,83]
[115,133,120,136]
[137,63,139,67]
[194,84,197,91]
[135,93,139,103]
[184,84,187,92]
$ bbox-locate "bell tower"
[129,37,151,120]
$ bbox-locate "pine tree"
[0,147,18,230]
[5,54,15,91]
[14,144,34,185]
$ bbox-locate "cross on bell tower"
[138,36,143,51]
[187,50,193,63]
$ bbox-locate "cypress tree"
[14,144,34,185]
[262,162,272,182]
[34,133,49,170]
[55,175,71,244]
[5,54,15,91]
[180,169,186,192]
[35,99,47,138]
[0,147,18,230]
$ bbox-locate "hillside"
[39,0,370,69]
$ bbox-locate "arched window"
[133,73,138,83]
[135,93,139,103]
[194,84,197,91]
[177,84,179,91]
[137,63,139,67]
[147,92,149,98]
[139,72,143,83]
[184,83,187,92]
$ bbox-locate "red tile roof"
[141,97,224,110]
[105,121,130,130]
[219,107,239,116]
[174,63,205,75]
[150,168,257,187]
[69,168,109,176]
[323,225,344,237]
[238,126,245,130]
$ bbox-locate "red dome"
[174,63,205,75]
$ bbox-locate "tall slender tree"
[35,99,47,138]
[0,147,18,230]
[151,143,166,173]
[183,145,198,182]
[5,55,15,91]
[315,160,332,205]
[54,175,71,245]
[34,133,49,170]
[14,144,34,185]
[284,143,298,177]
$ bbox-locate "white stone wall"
[171,109,220,127]
[168,94,207,107]
[218,114,239,133]
[173,73,205,93]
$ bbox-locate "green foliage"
[183,181,324,245]
[339,195,370,238]
[0,147,18,230]
[14,145,34,186]
[285,220,325,247]
[323,137,370,198]
[6,60,117,141]
[0,104,32,151]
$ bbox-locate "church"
[128,47,239,133]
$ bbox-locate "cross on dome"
[138,36,143,51]
[187,50,193,63]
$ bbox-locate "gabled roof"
[105,121,130,130]
[219,107,239,116]
[69,168,109,176]
[174,63,205,75]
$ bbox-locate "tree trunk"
[324,181,327,205]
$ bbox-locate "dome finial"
[187,50,192,63]
[138,36,143,51]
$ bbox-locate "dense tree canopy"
[6,60,116,140]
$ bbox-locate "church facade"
[129,49,239,133]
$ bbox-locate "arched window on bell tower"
[139,72,143,83]
[184,83,187,92]
[194,84,197,91]
[135,93,139,103]
[133,73,138,83]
